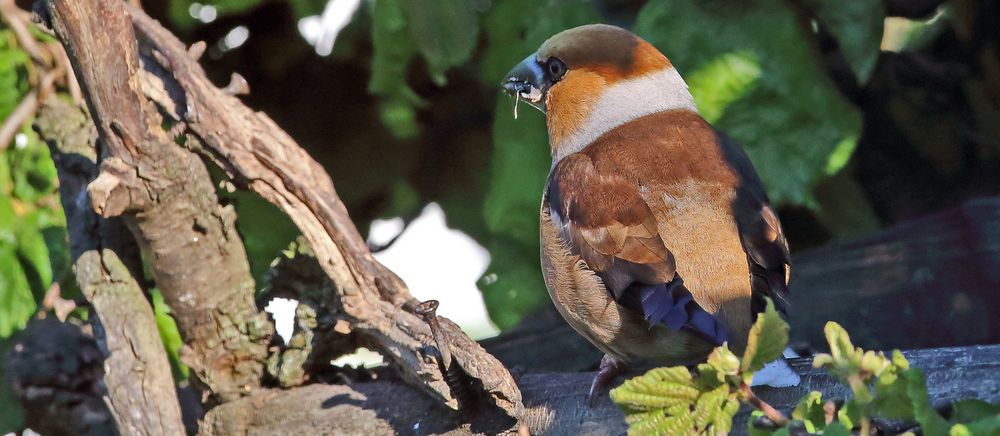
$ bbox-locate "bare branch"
[126,4,521,415]
[35,97,187,435]
[41,0,273,403]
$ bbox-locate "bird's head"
[502,24,697,161]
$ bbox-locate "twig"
[740,382,789,427]
[0,91,38,150]
[0,0,50,66]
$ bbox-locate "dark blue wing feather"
[620,277,729,346]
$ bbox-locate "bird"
[501,24,791,405]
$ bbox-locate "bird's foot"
[587,355,623,407]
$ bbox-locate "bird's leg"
[587,355,623,407]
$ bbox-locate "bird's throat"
[547,67,698,163]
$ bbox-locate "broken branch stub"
[41,0,273,403]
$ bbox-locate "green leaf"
[693,385,727,430]
[152,289,188,380]
[952,415,1000,436]
[838,398,860,430]
[611,366,699,411]
[950,400,1000,424]
[707,344,741,379]
[741,299,789,372]
[14,211,53,299]
[0,241,35,338]
[368,0,424,139]
[478,0,602,329]
[686,51,763,124]
[398,0,478,85]
[823,421,852,436]
[634,0,862,206]
[792,391,827,431]
[9,127,58,203]
[478,236,549,330]
[802,0,886,83]
[230,192,300,287]
[907,368,950,436]
[872,363,914,420]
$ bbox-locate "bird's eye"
[548,58,566,79]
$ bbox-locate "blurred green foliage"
[0,27,71,432]
[0,30,69,340]
[155,0,893,330]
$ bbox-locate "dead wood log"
[199,345,1000,435]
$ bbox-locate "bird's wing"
[546,153,727,344]
[716,132,792,315]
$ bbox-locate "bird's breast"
[539,204,713,367]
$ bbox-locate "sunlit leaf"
[152,289,188,380]
[686,51,763,124]
[742,299,789,372]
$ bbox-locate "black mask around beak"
[502,53,566,114]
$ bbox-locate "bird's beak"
[502,53,547,114]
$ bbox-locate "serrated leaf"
[715,394,740,434]
[802,0,885,83]
[742,299,789,372]
[693,385,729,430]
[612,367,700,411]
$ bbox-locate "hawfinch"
[502,24,791,403]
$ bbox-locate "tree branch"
[34,97,187,435]
[199,345,1000,435]
[39,0,273,403]
[125,3,521,415]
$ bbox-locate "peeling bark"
[34,98,186,435]
[126,3,521,415]
[40,0,274,403]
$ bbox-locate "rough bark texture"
[126,3,520,414]
[40,0,273,403]
[34,98,186,435]
[199,345,1000,435]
